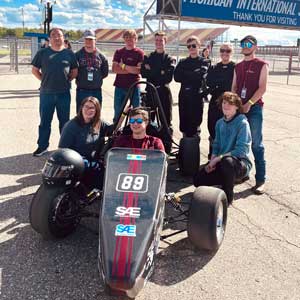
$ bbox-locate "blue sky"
[0,0,299,45]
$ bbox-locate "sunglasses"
[129,118,144,124]
[220,49,232,53]
[187,44,197,49]
[241,41,253,49]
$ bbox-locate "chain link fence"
[1,38,300,85]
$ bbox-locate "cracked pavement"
[0,73,299,300]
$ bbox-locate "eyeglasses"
[220,49,232,53]
[129,118,144,124]
[241,41,253,49]
[187,44,197,49]
[83,105,96,110]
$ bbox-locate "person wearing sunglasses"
[206,43,235,158]
[232,35,268,195]
[174,36,210,138]
[113,107,165,151]
[141,31,176,130]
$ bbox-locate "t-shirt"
[31,47,78,93]
[113,134,165,151]
[75,47,109,90]
[59,118,113,159]
[235,58,267,106]
[113,47,144,89]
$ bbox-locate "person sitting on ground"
[59,96,126,187]
[113,107,165,151]
[193,92,252,205]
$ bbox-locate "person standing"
[141,31,175,129]
[75,30,109,113]
[207,43,235,157]
[112,29,144,121]
[174,36,210,137]
[232,35,268,194]
[31,27,78,157]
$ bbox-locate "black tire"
[29,184,81,239]
[178,137,200,176]
[187,186,227,251]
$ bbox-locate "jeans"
[76,89,102,113]
[113,86,140,121]
[246,104,266,183]
[38,91,71,149]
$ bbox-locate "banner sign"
[181,0,300,30]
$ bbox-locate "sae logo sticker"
[127,154,146,161]
[115,224,136,237]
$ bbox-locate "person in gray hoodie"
[194,92,252,205]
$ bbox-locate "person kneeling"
[113,107,165,151]
[193,92,252,205]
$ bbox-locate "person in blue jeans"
[112,29,144,121]
[232,35,268,194]
[75,29,109,113]
[31,27,78,156]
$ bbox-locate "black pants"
[207,99,223,140]
[207,99,223,158]
[145,85,173,128]
[193,156,248,204]
[179,87,204,137]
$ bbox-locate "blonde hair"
[123,29,137,39]
[219,42,233,53]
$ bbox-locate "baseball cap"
[240,35,257,45]
[83,29,96,40]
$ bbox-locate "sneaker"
[252,182,265,195]
[33,147,48,157]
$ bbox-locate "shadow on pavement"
[0,193,106,300]
[0,89,39,100]
[0,152,51,197]
[151,237,215,286]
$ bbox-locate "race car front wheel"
[29,184,81,239]
[187,186,227,251]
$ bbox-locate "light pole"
[40,0,56,34]
[21,7,25,34]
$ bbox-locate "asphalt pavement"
[0,72,299,300]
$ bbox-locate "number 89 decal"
[116,173,148,193]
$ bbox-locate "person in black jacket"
[174,36,209,137]
[141,31,175,129]
[207,43,235,157]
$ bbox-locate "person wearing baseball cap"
[75,29,109,112]
[232,35,269,195]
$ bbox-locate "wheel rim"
[51,192,80,228]
[216,201,225,244]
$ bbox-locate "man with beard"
[75,30,109,112]
[232,35,268,194]
[141,31,175,131]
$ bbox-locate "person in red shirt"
[112,30,144,121]
[113,107,165,151]
[232,35,268,194]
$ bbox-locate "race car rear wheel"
[29,184,81,239]
[187,186,227,251]
[178,136,200,176]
